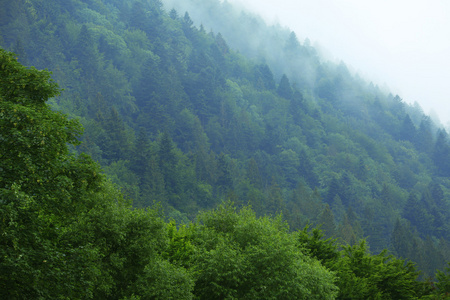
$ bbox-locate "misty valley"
[1,0,450,299]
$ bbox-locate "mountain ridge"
[1,0,449,279]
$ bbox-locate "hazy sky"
[228,0,450,124]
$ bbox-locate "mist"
[162,0,321,94]
[163,0,450,125]
[229,0,450,125]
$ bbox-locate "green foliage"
[2,0,450,284]
[0,48,96,298]
[299,226,425,299]
[435,263,450,297]
[0,48,445,298]
[317,204,337,239]
[298,225,340,264]
[0,48,193,299]
[0,49,60,104]
[335,241,421,300]
[188,203,338,299]
[277,74,293,99]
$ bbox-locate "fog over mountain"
[166,0,450,125]
[4,0,450,296]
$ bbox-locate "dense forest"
[1,0,450,298]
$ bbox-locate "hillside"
[1,0,450,280]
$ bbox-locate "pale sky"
[228,0,450,125]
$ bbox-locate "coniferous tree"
[298,149,318,188]
[435,262,450,297]
[0,48,193,299]
[103,107,131,161]
[277,74,293,99]
[391,219,414,259]
[398,114,416,142]
[356,157,367,180]
[340,172,356,206]
[326,176,341,204]
[140,157,166,208]
[246,157,263,189]
[216,153,233,193]
[416,115,434,154]
[318,204,337,239]
[3,0,450,281]
[255,63,276,90]
[391,95,405,118]
[429,182,445,208]
[433,129,450,176]
[73,24,98,78]
[284,31,301,57]
[169,8,178,20]
[337,214,357,245]
[130,128,150,179]
[331,194,345,224]
[182,11,195,40]
[345,206,363,239]
[266,177,285,215]
[12,39,27,65]
[215,32,229,55]
[290,89,305,123]
[403,192,434,236]
[156,132,180,204]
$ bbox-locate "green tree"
[416,116,434,154]
[73,24,98,78]
[298,149,318,188]
[284,31,301,57]
[290,181,321,225]
[0,49,193,299]
[299,227,423,299]
[13,38,27,65]
[335,241,422,299]
[176,108,210,153]
[278,149,300,187]
[390,219,415,259]
[326,176,341,204]
[317,204,337,239]
[290,89,305,123]
[266,177,285,215]
[403,192,434,236]
[169,8,179,20]
[433,129,450,176]
[215,152,233,193]
[255,63,276,90]
[0,48,98,298]
[331,194,345,224]
[189,204,338,299]
[337,214,358,245]
[130,128,150,179]
[101,106,131,161]
[140,157,167,208]
[246,157,263,189]
[277,73,293,99]
[298,225,340,265]
[158,131,178,195]
[435,262,450,297]
[215,32,229,55]
[398,114,416,142]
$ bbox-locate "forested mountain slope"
[1,0,450,279]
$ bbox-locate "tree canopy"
[1,0,450,296]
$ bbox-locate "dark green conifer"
[277,74,293,99]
